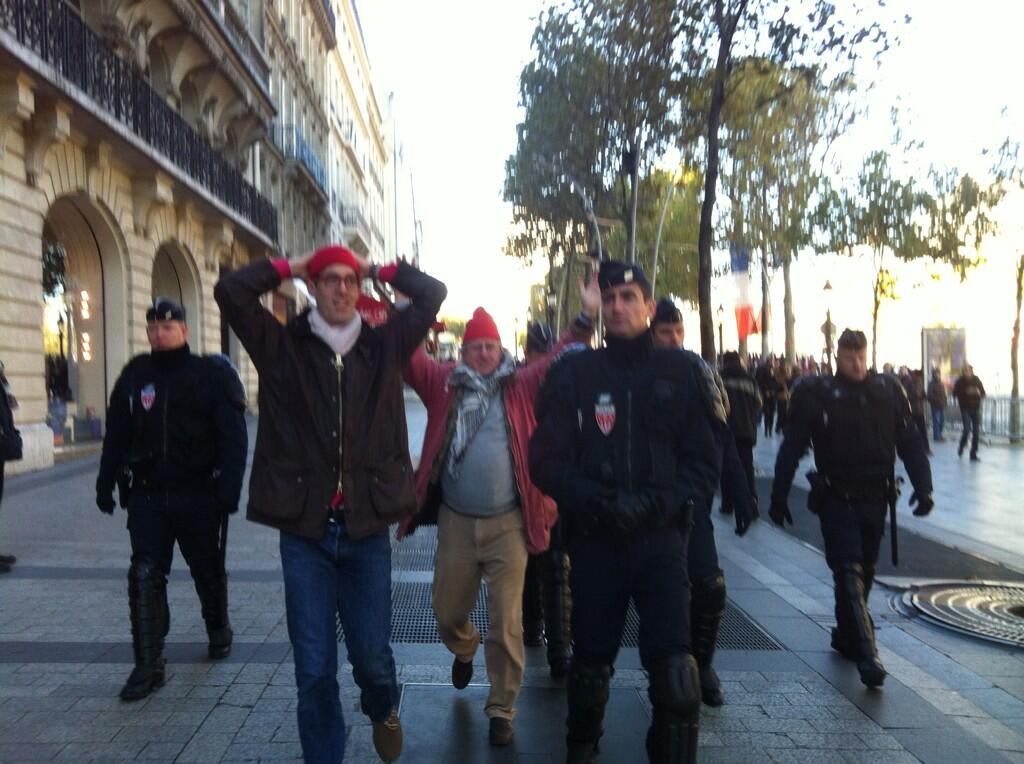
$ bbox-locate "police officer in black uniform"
[97,298,248,701]
[769,329,933,688]
[521,322,573,679]
[649,299,753,709]
[530,262,722,764]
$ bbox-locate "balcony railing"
[271,122,327,193]
[0,0,278,243]
[341,203,370,244]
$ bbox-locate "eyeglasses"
[318,273,359,290]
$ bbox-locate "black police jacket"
[96,345,248,511]
[770,371,932,504]
[720,364,762,443]
[528,331,723,533]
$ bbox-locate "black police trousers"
[569,523,691,668]
[127,489,223,579]
[687,501,719,582]
[817,496,887,579]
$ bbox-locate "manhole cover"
[904,582,1024,647]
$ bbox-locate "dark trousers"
[127,490,222,578]
[912,413,929,450]
[688,502,719,582]
[817,497,886,636]
[960,409,981,456]
[762,399,776,436]
[569,524,691,669]
[721,438,756,514]
[775,400,788,434]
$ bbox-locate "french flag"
[730,242,760,341]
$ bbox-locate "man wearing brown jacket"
[215,246,446,764]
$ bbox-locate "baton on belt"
[218,511,229,572]
[888,474,904,567]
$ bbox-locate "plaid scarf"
[445,350,516,480]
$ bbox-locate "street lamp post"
[822,280,835,373]
[57,312,65,360]
[717,304,724,359]
[651,178,678,297]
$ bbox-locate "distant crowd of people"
[744,354,988,461]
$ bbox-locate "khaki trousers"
[433,505,529,720]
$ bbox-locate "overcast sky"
[357,0,1024,387]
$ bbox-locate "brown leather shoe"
[489,716,513,746]
[452,657,473,690]
[372,707,403,762]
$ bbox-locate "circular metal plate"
[905,582,1024,647]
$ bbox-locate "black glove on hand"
[768,498,793,527]
[96,493,116,515]
[909,491,934,517]
[734,493,755,537]
[596,491,655,535]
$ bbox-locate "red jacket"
[399,330,586,554]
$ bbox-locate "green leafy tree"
[686,0,899,362]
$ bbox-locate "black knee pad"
[128,559,166,593]
[567,661,612,743]
[648,653,701,720]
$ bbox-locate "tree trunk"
[1011,253,1023,442]
[783,253,795,365]
[760,248,770,358]
[628,142,640,263]
[697,7,737,364]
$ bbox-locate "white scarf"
[309,308,362,356]
[445,350,517,480]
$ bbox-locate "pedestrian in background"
[927,368,948,442]
[954,364,986,462]
[520,322,574,681]
[0,360,21,574]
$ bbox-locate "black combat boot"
[690,570,727,707]
[646,653,701,764]
[544,551,573,679]
[566,661,611,764]
[523,555,545,647]
[194,570,233,659]
[121,561,168,701]
[836,563,886,688]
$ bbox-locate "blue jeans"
[280,524,398,764]
[932,407,945,440]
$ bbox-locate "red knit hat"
[463,307,500,344]
[309,245,360,279]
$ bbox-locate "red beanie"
[309,245,360,279]
[463,307,501,344]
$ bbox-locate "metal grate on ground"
[384,526,784,649]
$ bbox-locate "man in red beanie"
[399,278,599,747]
[215,245,446,764]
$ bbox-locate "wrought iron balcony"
[0,0,278,243]
[270,122,327,195]
[312,0,337,50]
[341,202,371,247]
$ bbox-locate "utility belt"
[806,471,894,512]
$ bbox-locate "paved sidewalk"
[1,404,1023,762]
